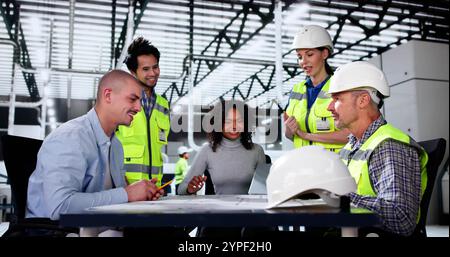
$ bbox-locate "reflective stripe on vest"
[340,148,373,162]
[285,78,344,151]
[154,102,170,116]
[116,94,170,186]
[288,90,329,102]
[340,123,428,223]
[289,91,305,101]
[123,164,161,175]
[124,165,162,184]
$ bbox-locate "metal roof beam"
[193,1,295,87]
[0,0,39,100]
[113,0,153,67]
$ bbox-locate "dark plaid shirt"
[141,89,156,118]
[345,115,421,236]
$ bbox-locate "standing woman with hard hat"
[284,25,350,152]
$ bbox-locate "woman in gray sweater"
[177,100,266,195]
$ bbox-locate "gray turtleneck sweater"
[177,138,266,195]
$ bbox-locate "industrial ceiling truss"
[0,0,448,112]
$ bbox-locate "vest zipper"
[146,96,156,175]
[305,108,312,145]
[147,114,152,172]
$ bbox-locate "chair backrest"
[204,169,215,195]
[1,134,43,222]
[414,138,446,237]
[265,154,272,164]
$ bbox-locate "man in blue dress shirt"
[27,69,164,221]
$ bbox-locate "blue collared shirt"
[305,76,329,109]
[283,76,330,111]
[26,108,128,220]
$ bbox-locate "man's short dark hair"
[124,36,160,72]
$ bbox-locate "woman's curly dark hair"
[207,99,254,152]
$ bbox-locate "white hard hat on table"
[266,145,356,208]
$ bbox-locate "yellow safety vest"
[174,158,188,185]
[285,78,344,151]
[116,94,170,186]
[340,123,428,222]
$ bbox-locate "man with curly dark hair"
[116,37,170,189]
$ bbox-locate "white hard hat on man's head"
[177,146,192,155]
[327,61,390,99]
[266,146,356,208]
[291,25,333,53]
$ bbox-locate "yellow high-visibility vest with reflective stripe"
[174,158,188,185]
[285,78,344,151]
[116,94,170,186]
[340,123,428,222]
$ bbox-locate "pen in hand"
[158,179,173,191]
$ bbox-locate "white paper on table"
[86,195,270,213]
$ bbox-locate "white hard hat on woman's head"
[266,145,356,208]
[327,61,390,98]
[291,25,333,53]
[177,146,192,155]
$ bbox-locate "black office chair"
[412,138,446,237]
[203,169,215,195]
[161,173,174,195]
[359,138,447,237]
[1,134,77,237]
[265,154,272,164]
